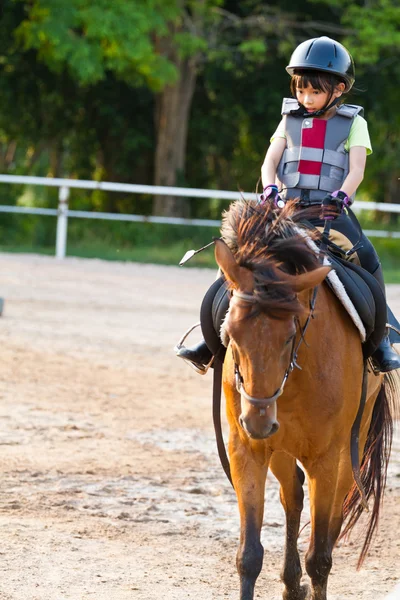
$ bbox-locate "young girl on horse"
[176,36,400,373]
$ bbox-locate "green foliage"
[16,0,179,89]
[238,39,267,63]
[174,33,208,58]
[0,0,398,257]
[341,1,400,64]
[333,0,400,206]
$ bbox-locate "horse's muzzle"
[239,411,280,440]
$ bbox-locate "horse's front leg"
[230,429,269,600]
[304,451,344,600]
[270,452,310,600]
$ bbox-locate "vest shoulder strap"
[281,98,299,115]
[336,104,364,118]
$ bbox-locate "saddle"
[200,277,229,362]
[200,262,400,362]
[325,254,386,358]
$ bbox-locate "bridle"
[232,287,318,415]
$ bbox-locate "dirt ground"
[0,252,398,600]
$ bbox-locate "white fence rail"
[0,175,399,259]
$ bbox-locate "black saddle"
[200,277,229,362]
[325,255,386,358]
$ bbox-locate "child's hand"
[320,190,349,220]
[259,185,285,209]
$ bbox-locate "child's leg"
[317,209,399,372]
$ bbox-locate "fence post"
[56,186,70,259]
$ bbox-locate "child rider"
[176,36,400,373]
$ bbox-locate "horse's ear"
[214,239,254,291]
[289,266,331,292]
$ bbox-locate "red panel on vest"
[298,160,323,175]
[301,119,327,148]
[298,119,327,176]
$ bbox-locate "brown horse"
[214,199,399,600]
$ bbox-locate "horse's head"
[215,236,329,440]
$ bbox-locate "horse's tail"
[341,370,400,568]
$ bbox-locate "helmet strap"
[290,95,341,118]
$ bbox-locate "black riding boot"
[371,264,400,373]
[176,339,213,373]
[371,334,400,373]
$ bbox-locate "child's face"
[295,83,344,113]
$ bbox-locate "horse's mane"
[220,199,322,317]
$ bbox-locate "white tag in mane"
[220,308,230,348]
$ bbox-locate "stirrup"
[387,323,400,336]
[174,322,214,375]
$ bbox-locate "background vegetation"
[0,0,398,276]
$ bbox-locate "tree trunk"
[5,140,17,168]
[152,54,198,217]
[27,141,46,170]
[48,140,63,178]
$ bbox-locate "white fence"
[0,174,399,259]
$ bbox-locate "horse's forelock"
[221,199,321,316]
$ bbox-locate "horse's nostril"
[270,422,279,436]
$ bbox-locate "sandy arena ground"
[0,252,398,600]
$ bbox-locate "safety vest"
[276,98,363,203]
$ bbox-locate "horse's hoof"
[302,584,311,600]
[283,583,311,600]
[301,584,312,600]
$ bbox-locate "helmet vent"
[333,43,338,57]
[305,40,315,60]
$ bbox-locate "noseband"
[232,288,317,415]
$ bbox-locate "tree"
[14,0,356,219]
[4,0,180,212]
[16,0,179,89]
[152,0,358,216]
[6,0,400,224]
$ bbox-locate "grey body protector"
[276,98,364,204]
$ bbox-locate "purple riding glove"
[259,184,286,209]
[320,190,350,221]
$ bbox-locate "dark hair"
[290,69,345,99]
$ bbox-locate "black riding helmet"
[286,36,355,92]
